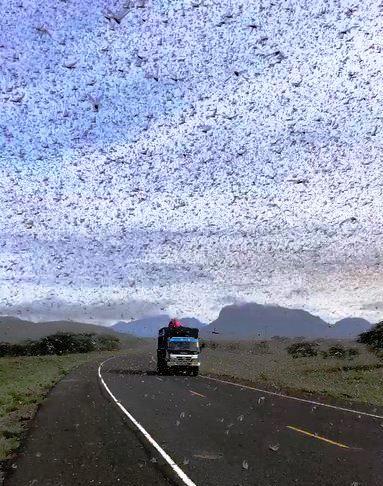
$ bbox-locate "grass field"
[200,339,383,407]
[0,351,123,460]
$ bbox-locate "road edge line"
[200,375,383,419]
[98,357,197,486]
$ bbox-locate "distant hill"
[0,316,124,343]
[200,303,329,339]
[112,315,207,337]
[200,303,372,340]
[327,318,372,339]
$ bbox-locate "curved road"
[6,353,383,486]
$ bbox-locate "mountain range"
[112,315,206,338]
[1,303,373,342]
[199,303,371,340]
[112,304,372,339]
[0,316,125,343]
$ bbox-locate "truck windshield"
[168,341,199,351]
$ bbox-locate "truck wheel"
[191,368,199,376]
[157,361,167,375]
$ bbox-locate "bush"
[0,342,28,357]
[347,348,360,358]
[328,345,347,358]
[321,346,359,360]
[286,341,319,358]
[0,333,120,358]
[94,334,120,351]
[358,322,383,351]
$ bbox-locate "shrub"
[94,334,120,351]
[346,347,359,358]
[0,342,30,357]
[30,333,96,355]
[286,341,319,358]
[358,322,383,351]
[328,345,347,358]
[0,333,120,358]
[321,346,359,360]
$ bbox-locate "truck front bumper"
[167,361,200,367]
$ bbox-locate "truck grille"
[175,357,192,364]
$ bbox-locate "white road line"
[189,390,206,398]
[200,375,383,420]
[98,357,197,486]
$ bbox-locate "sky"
[0,0,382,325]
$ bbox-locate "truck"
[157,326,200,376]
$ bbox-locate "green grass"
[0,351,118,460]
[200,340,383,407]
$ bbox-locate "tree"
[358,322,383,351]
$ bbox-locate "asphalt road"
[6,353,383,486]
